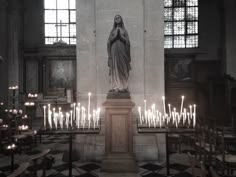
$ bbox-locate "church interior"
[0,0,236,176]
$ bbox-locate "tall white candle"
[168,104,171,119]
[162,96,166,116]
[189,105,192,119]
[144,100,147,122]
[70,110,73,128]
[77,103,81,128]
[73,103,76,120]
[96,108,100,126]
[88,92,91,122]
[138,106,142,124]
[48,104,51,128]
[193,104,196,127]
[54,113,58,130]
[180,96,184,117]
[66,112,69,129]
[53,108,56,127]
[43,106,46,129]
[183,108,187,124]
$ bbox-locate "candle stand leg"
[69,134,72,177]
[11,153,14,172]
[166,132,170,176]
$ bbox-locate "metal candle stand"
[137,125,195,176]
[38,123,101,177]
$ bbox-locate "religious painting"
[44,58,76,97]
[25,59,39,93]
[166,58,194,85]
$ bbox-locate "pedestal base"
[101,153,138,173]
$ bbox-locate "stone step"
[101,153,138,173]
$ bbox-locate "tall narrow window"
[44,0,76,45]
[164,0,198,48]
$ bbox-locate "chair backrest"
[187,152,199,177]
[210,166,220,177]
[7,162,29,177]
[200,161,207,177]
[30,149,50,161]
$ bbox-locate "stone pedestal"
[101,99,138,172]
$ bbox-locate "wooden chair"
[214,130,236,176]
[7,162,29,177]
[28,149,52,177]
[195,124,206,162]
[200,161,207,177]
[210,166,220,177]
[187,152,199,177]
[187,152,208,177]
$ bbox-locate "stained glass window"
[164,0,198,48]
[44,0,76,45]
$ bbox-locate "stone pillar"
[7,0,23,108]
[0,0,8,101]
[101,99,138,172]
[224,0,236,78]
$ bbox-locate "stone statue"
[107,15,131,98]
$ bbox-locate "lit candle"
[144,100,147,123]
[180,96,184,117]
[70,110,73,128]
[73,103,76,120]
[43,106,46,129]
[187,112,190,125]
[54,113,58,129]
[189,105,192,119]
[93,110,96,129]
[48,104,51,129]
[88,92,91,123]
[96,108,100,126]
[162,96,166,117]
[168,104,171,119]
[66,112,69,129]
[173,107,176,124]
[193,104,196,127]
[159,112,162,128]
[183,108,187,124]
[60,114,64,129]
[53,108,56,127]
[138,106,142,124]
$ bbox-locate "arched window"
[44,0,76,45]
[164,0,198,48]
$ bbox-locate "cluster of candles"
[27,93,38,98]
[7,143,16,150]
[138,96,196,128]
[5,109,23,115]
[18,125,29,130]
[43,92,101,130]
[8,86,19,90]
[22,115,28,119]
[2,124,8,128]
[24,102,35,106]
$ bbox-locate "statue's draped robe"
[107,28,131,91]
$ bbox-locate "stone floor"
[0,133,202,177]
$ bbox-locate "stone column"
[224,0,236,78]
[7,0,24,108]
[0,0,8,101]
